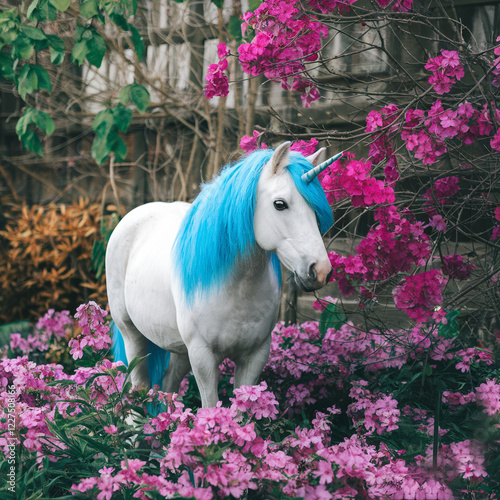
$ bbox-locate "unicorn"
[106,142,340,408]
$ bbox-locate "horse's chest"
[177,270,280,358]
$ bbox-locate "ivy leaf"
[72,39,90,65]
[47,34,65,52]
[211,0,224,8]
[17,65,38,100]
[128,25,144,61]
[0,53,15,80]
[86,31,106,68]
[27,0,41,20]
[50,46,65,65]
[91,105,132,164]
[120,84,150,112]
[12,36,35,60]
[80,0,99,18]
[15,107,54,156]
[111,105,132,132]
[21,25,47,41]
[48,0,71,11]
[32,65,52,93]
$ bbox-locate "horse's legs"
[162,353,191,393]
[119,319,151,389]
[234,338,272,388]
[187,343,220,408]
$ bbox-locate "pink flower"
[393,270,447,323]
[240,130,267,152]
[290,138,319,156]
[425,50,464,94]
[441,255,475,280]
[104,425,118,434]
[428,214,447,232]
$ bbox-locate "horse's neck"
[230,245,271,286]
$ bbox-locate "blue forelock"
[287,152,334,234]
[173,148,332,304]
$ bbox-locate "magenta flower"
[393,270,447,323]
[104,425,118,434]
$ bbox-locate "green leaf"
[47,34,65,52]
[13,36,35,60]
[48,0,71,11]
[128,24,144,61]
[91,134,113,165]
[27,0,41,20]
[111,105,132,132]
[228,15,242,41]
[15,107,54,156]
[32,108,55,134]
[86,31,106,68]
[92,108,114,136]
[119,84,132,106]
[319,302,347,336]
[437,310,460,339]
[80,0,99,18]
[17,65,38,100]
[33,65,52,93]
[130,84,150,112]
[71,39,90,65]
[248,0,262,11]
[211,0,224,7]
[21,25,47,40]
[0,53,15,80]
[50,46,65,65]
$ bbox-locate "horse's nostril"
[308,263,317,280]
[326,268,333,283]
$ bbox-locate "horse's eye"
[273,200,288,211]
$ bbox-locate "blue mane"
[173,148,333,304]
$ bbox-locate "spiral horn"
[301,151,343,184]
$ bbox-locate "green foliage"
[92,212,120,279]
[119,83,151,112]
[228,15,243,42]
[1,0,146,158]
[91,105,132,164]
[15,107,55,156]
[319,302,348,336]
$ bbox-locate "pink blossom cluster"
[319,152,395,207]
[475,379,500,416]
[1,303,497,498]
[204,43,230,99]
[327,205,431,297]
[366,103,400,183]
[455,347,493,373]
[416,440,488,482]
[425,50,464,94]
[9,309,73,355]
[441,254,475,280]
[401,100,496,164]
[68,301,111,359]
[492,36,500,87]
[348,381,401,435]
[374,0,413,11]
[307,0,357,15]
[238,0,328,106]
[392,269,447,323]
[423,175,461,218]
[0,354,126,461]
[230,381,279,420]
[239,134,318,156]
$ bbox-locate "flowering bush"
[1,303,499,498]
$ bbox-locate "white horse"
[106,142,340,408]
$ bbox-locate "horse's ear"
[271,141,291,175]
[306,147,326,166]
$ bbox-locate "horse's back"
[106,201,190,351]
